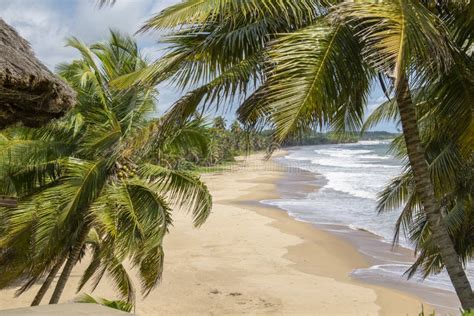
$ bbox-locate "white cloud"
[367,96,388,112]
[150,0,181,15]
[0,0,180,70]
[0,0,397,130]
[1,0,75,69]
[1,0,182,113]
[72,0,154,42]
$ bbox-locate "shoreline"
[0,152,434,315]
[265,150,459,314]
[202,152,430,314]
[232,155,438,315]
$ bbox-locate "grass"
[418,305,474,316]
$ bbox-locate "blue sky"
[1,0,397,131]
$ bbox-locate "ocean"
[262,140,472,310]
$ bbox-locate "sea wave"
[352,264,462,293]
[355,140,393,145]
[267,141,473,303]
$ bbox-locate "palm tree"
[0,31,212,305]
[119,0,473,309]
[212,117,226,131]
[365,83,473,280]
[230,121,243,152]
[146,116,211,169]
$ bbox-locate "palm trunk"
[31,257,66,306]
[48,226,89,304]
[396,75,474,310]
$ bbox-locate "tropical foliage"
[368,90,473,278]
[0,31,212,305]
[147,115,374,170]
[76,294,133,313]
[123,0,473,309]
[1,0,472,311]
[144,115,272,170]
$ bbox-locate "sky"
[1,0,397,132]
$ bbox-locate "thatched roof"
[0,18,76,129]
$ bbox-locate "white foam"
[322,172,378,200]
[356,140,392,145]
[352,263,474,293]
[284,142,401,201]
[347,224,380,236]
[313,148,372,157]
[361,154,392,160]
[273,142,474,297]
[308,158,398,169]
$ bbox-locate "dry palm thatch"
[0,18,75,129]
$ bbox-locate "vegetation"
[148,115,396,170]
[0,32,212,306]
[125,0,473,309]
[76,294,133,313]
[0,0,471,312]
[368,88,474,279]
[418,305,474,316]
[149,116,271,170]
[283,131,398,146]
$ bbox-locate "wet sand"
[267,158,459,314]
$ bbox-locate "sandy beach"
[0,152,431,315]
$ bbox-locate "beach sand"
[0,152,430,315]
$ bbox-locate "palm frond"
[140,0,321,33]
[76,294,133,313]
[138,164,212,227]
[362,99,399,133]
[377,172,414,214]
[138,245,164,297]
[262,21,370,142]
[332,0,453,88]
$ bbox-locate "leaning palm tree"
[261,3,473,307]
[114,0,473,309]
[0,31,212,305]
[365,84,473,280]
